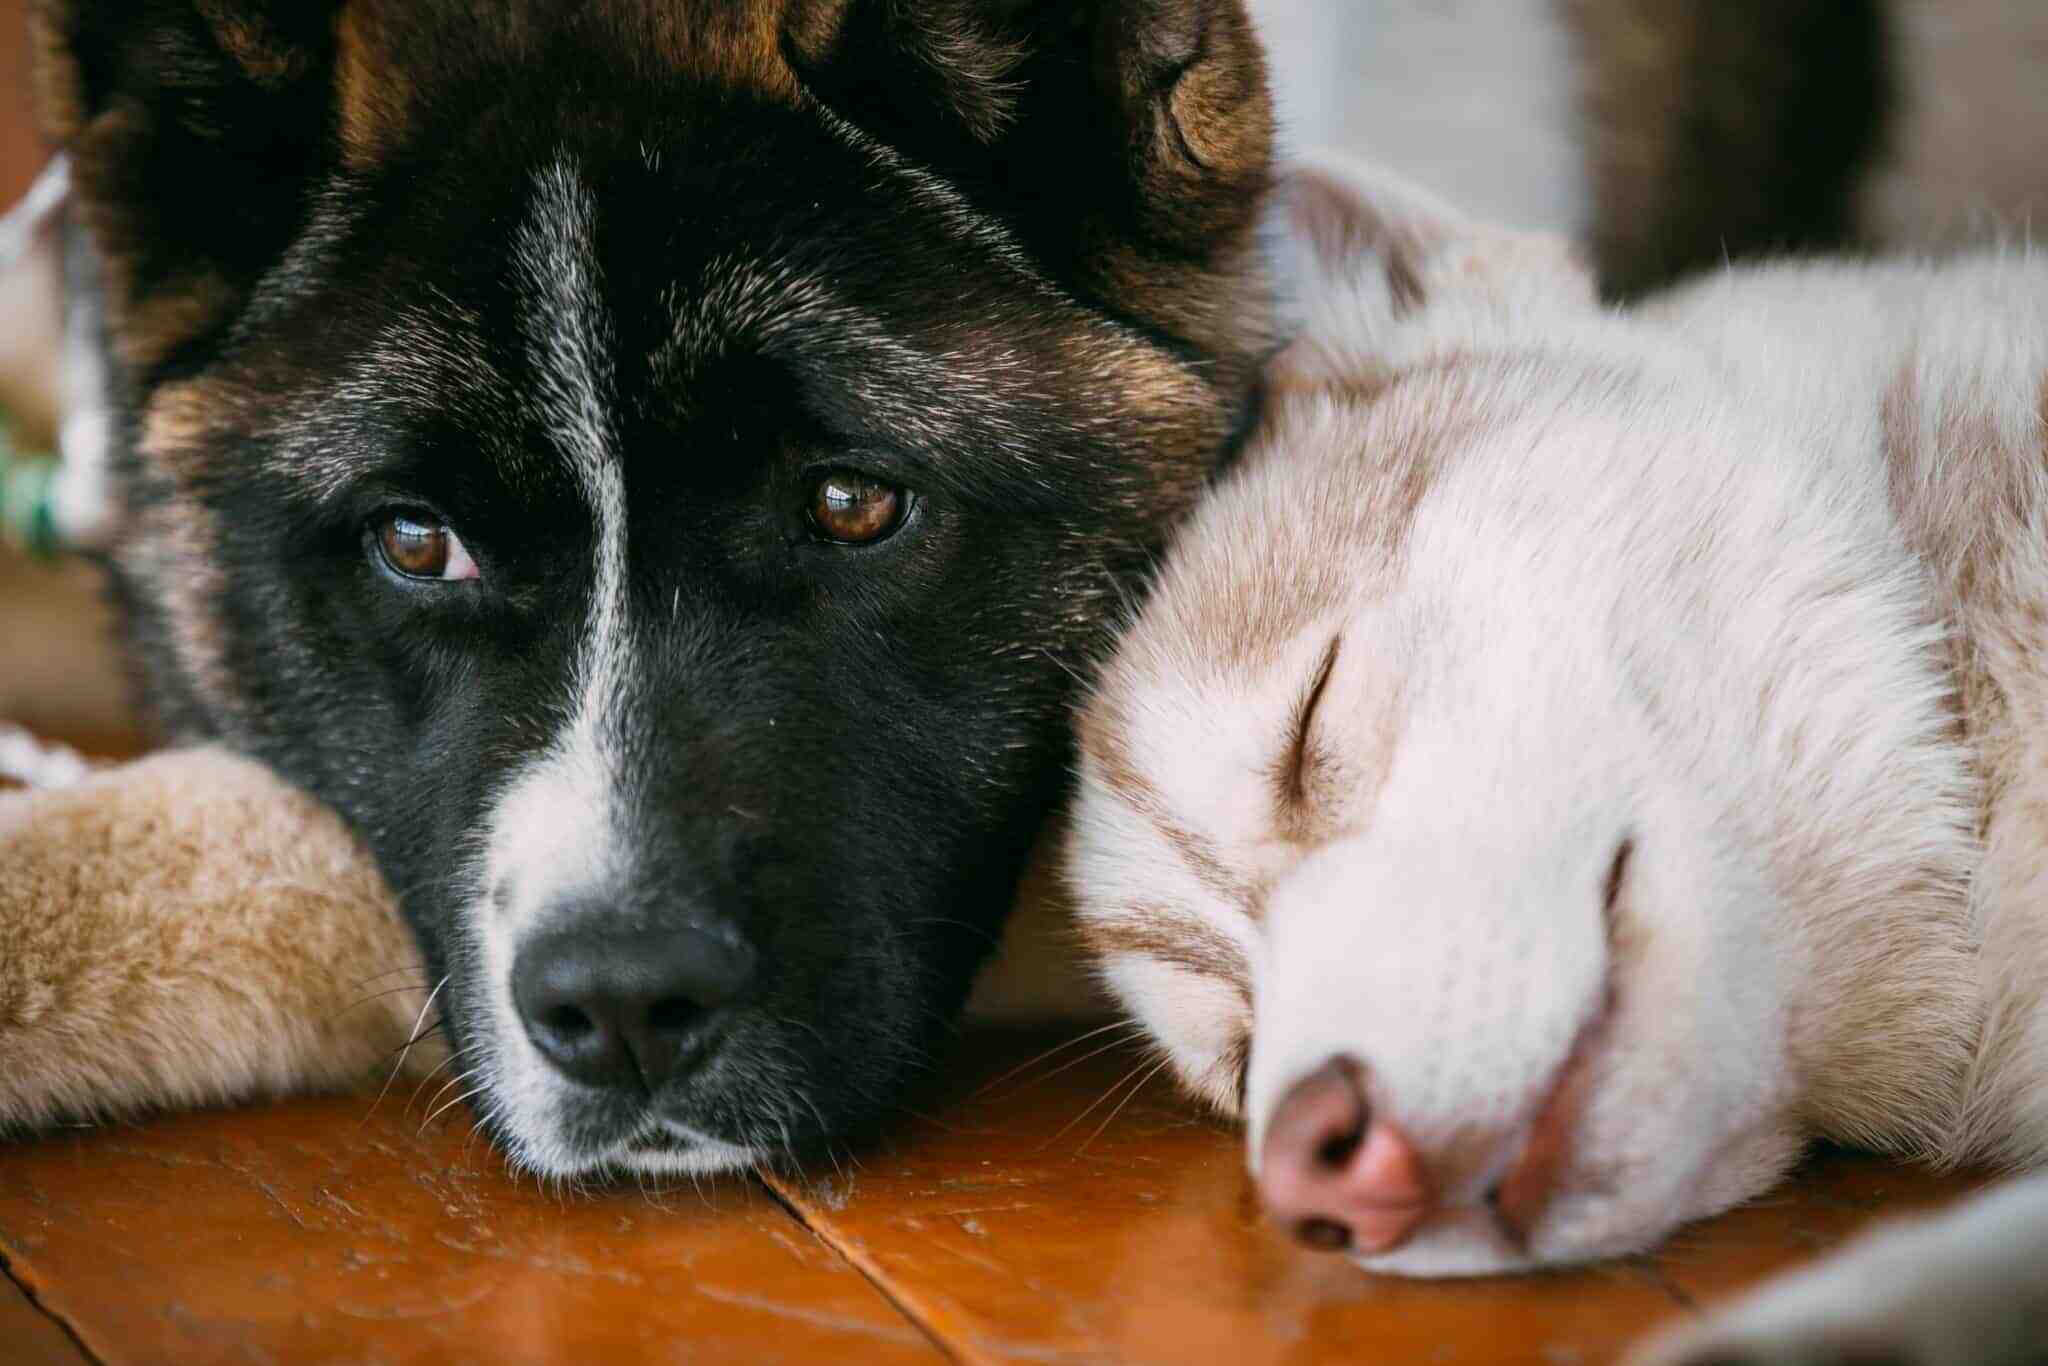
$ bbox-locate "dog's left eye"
[808,471,907,545]
[374,512,480,583]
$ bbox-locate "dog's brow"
[652,254,1046,499]
[809,103,1044,288]
[653,248,1218,513]
[259,292,518,506]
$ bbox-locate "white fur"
[1069,156,2048,1353]
[0,724,91,790]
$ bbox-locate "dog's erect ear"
[791,0,1275,362]
[1267,155,1594,392]
[28,0,342,377]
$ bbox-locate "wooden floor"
[0,1029,1991,1366]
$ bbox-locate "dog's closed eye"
[1275,635,1342,821]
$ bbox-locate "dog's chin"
[475,1066,772,1181]
[1347,1188,1693,1279]
[443,996,778,1180]
[1339,1101,1806,1278]
[609,1124,765,1179]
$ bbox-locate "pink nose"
[1258,1057,1432,1254]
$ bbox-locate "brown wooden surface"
[0,1030,1991,1366]
[0,1260,89,1366]
[0,1099,936,1365]
[767,1038,1680,1366]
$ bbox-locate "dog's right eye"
[373,511,480,583]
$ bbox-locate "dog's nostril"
[1294,1217,1354,1251]
[647,995,703,1035]
[542,1004,595,1039]
[1315,1116,1367,1170]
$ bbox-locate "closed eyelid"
[1274,634,1342,820]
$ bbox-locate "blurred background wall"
[0,0,32,204]
[1,0,139,751]
[1249,0,1587,234]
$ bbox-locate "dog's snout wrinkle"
[511,919,758,1095]
[1492,948,1618,1250]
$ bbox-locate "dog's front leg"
[1629,1170,2048,1366]
[0,746,440,1132]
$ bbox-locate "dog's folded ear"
[28,0,342,376]
[1267,155,1595,393]
[790,0,1274,363]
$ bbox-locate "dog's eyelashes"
[374,511,480,583]
[807,471,907,545]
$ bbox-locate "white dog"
[1066,158,2048,1362]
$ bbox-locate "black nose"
[511,922,757,1093]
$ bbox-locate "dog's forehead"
[335,0,812,167]
[220,119,1217,520]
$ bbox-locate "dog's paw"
[1,748,438,1133]
[1627,1173,2048,1366]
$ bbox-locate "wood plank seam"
[758,1172,984,1366]
[1627,1259,1701,1316]
[0,1243,102,1366]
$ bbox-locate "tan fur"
[192,0,309,86]
[120,499,240,727]
[334,6,413,172]
[1883,357,2048,1168]
[1075,694,1264,915]
[137,375,236,481]
[1086,914,1253,1007]
[0,748,439,1130]
[620,0,806,95]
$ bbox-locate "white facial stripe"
[463,155,652,1177]
[490,153,636,922]
[516,155,633,783]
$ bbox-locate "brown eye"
[375,512,479,582]
[808,471,905,545]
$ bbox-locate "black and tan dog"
[22,0,1278,1177]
